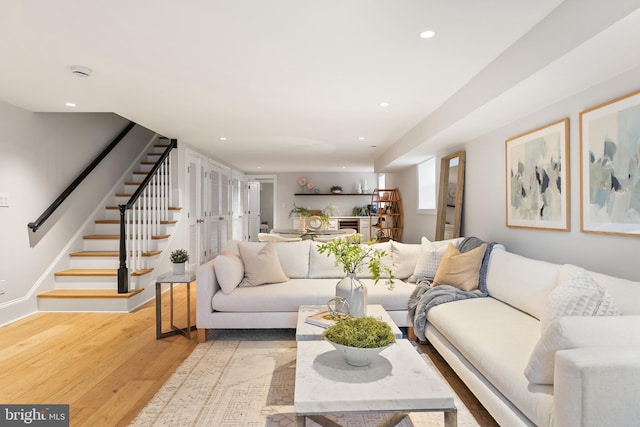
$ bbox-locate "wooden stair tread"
[95,219,177,225]
[69,250,162,257]
[83,234,170,240]
[140,161,155,165]
[38,289,144,299]
[54,268,153,277]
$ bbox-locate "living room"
[1,1,640,426]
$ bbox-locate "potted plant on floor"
[317,234,393,317]
[323,316,396,366]
[170,249,189,275]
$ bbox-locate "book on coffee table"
[304,310,337,328]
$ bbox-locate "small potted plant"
[323,316,396,366]
[330,185,343,194]
[170,249,189,275]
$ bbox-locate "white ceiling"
[1,1,637,173]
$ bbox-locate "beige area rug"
[130,330,479,426]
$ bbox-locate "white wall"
[273,172,376,228]
[383,66,640,281]
[0,101,155,324]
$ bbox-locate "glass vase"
[335,273,367,317]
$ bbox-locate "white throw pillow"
[540,269,619,331]
[238,242,288,287]
[390,240,421,279]
[308,241,344,278]
[524,315,637,385]
[525,270,620,384]
[409,241,449,282]
[212,251,244,294]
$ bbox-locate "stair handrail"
[28,121,136,233]
[117,138,177,293]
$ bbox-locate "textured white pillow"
[390,240,421,279]
[308,241,344,278]
[409,242,449,282]
[275,240,311,278]
[238,242,288,287]
[541,269,619,331]
[525,270,620,384]
[213,251,244,294]
[525,315,637,385]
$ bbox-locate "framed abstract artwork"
[580,89,640,236]
[505,119,570,231]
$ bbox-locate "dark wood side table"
[155,271,196,339]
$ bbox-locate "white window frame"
[417,157,437,214]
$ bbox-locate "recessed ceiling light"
[379,102,389,108]
[359,137,365,141]
[420,30,436,39]
[256,166,262,169]
[219,137,227,141]
[65,102,77,107]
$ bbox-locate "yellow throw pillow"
[238,242,289,287]
[433,243,487,292]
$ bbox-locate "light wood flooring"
[0,284,497,426]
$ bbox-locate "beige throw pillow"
[432,243,487,292]
[213,251,245,294]
[238,242,288,287]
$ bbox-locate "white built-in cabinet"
[186,149,247,265]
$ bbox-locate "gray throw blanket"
[407,237,499,341]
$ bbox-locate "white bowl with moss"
[323,316,396,366]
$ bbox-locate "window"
[417,157,436,212]
[377,173,386,190]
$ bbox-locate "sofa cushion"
[524,315,640,385]
[274,240,311,278]
[485,250,560,319]
[390,240,421,279]
[558,264,640,315]
[540,269,619,331]
[433,243,487,292]
[212,251,244,294]
[211,278,416,312]
[426,297,553,426]
[308,241,345,278]
[238,242,288,287]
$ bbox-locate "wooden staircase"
[37,143,181,312]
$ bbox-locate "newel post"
[117,204,129,293]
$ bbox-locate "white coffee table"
[296,304,403,341]
[294,339,457,426]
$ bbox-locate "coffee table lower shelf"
[294,339,457,427]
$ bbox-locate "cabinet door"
[359,218,371,242]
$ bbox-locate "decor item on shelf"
[323,316,396,366]
[330,185,343,194]
[306,182,315,191]
[317,234,393,317]
[297,177,307,186]
[170,249,189,275]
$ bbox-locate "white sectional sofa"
[422,249,640,426]
[196,237,640,426]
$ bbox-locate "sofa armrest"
[196,259,219,326]
[553,346,640,427]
